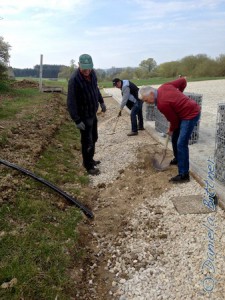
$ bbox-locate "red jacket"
[157,78,201,132]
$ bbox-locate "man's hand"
[76,122,85,130]
[100,103,106,112]
[167,129,173,136]
[117,110,122,117]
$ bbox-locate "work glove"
[117,110,122,117]
[100,103,106,112]
[76,121,85,130]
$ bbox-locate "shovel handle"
[162,134,169,157]
[165,134,169,149]
[113,116,120,132]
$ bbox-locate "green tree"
[139,58,157,74]
[0,36,11,79]
[178,54,215,77]
[58,59,77,81]
[216,54,225,76]
[117,67,136,79]
[156,61,181,78]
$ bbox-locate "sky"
[1,0,225,69]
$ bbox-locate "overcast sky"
[1,0,225,69]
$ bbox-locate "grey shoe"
[127,132,138,136]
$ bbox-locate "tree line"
[12,54,225,81]
[1,35,225,81]
[13,64,65,78]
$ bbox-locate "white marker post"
[39,54,43,91]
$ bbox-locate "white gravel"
[105,79,225,205]
[88,80,225,300]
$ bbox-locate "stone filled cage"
[153,92,202,145]
[214,103,225,184]
[145,103,156,121]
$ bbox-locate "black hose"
[0,158,94,219]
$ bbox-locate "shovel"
[108,115,120,135]
[152,134,170,171]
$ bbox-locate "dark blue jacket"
[67,69,104,124]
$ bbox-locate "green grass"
[0,120,87,299]
[0,198,82,300]
[0,85,90,299]
[0,87,51,120]
[35,121,89,187]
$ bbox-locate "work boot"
[87,168,100,176]
[138,127,145,130]
[170,158,178,165]
[92,160,101,166]
[169,173,190,183]
[127,131,138,136]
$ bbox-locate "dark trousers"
[80,116,98,170]
[128,100,144,132]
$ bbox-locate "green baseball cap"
[79,54,93,70]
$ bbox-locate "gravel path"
[85,85,225,300]
[105,79,225,207]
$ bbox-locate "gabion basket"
[214,103,225,184]
[185,92,202,145]
[154,92,202,145]
[155,108,168,134]
[145,103,156,121]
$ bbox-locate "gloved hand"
[76,121,85,130]
[100,103,106,112]
[117,110,122,117]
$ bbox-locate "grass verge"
[0,85,90,299]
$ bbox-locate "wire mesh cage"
[214,103,225,184]
[145,103,156,121]
[155,108,168,134]
[185,92,203,145]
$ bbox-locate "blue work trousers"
[171,113,200,175]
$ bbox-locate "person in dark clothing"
[112,78,144,136]
[139,78,201,183]
[67,54,106,176]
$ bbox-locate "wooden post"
[39,54,43,91]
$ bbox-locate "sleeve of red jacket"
[163,78,187,92]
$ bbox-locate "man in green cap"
[67,54,106,175]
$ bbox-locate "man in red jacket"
[139,78,201,183]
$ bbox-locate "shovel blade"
[152,155,169,171]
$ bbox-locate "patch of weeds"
[0,80,10,92]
